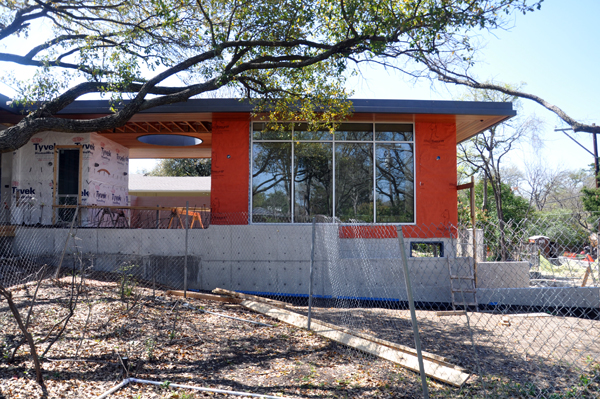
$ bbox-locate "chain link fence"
[1,203,599,398]
[304,217,600,398]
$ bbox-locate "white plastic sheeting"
[11,132,129,225]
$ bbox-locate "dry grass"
[1,275,599,398]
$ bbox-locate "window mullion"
[332,138,336,223]
[291,134,295,224]
[373,141,377,224]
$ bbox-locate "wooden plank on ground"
[436,311,467,317]
[0,225,16,237]
[212,288,289,308]
[241,300,470,387]
[166,290,242,304]
[509,313,552,318]
[310,316,453,365]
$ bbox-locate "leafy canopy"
[0,0,542,151]
[149,159,212,177]
[458,179,529,225]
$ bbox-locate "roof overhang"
[0,97,515,157]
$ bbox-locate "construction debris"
[166,290,241,303]
[212,288,289,308]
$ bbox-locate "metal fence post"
[184,201,189,299]
[155,205,159,229]
[396,226,429,399]
[54,204,80,279]
[307,217,316,330]
[152,259,156,299]
[470,175,478,286]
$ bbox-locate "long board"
[242,300,471,387]
[166,290,242,303]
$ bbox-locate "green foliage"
[145,338,156,361]
[149,159,211,177]
[459,178,530,261]
[458,179,530,225]
[530,209,591,248]
[482,180,530,223]
[0,0,543,151]
[578,187,600,228]
[118,262,138,299]
[581,187,600,213]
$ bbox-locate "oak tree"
[0,0,542,152]
[149,158,212,176]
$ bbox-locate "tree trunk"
[490,179,508,261]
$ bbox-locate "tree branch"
[435,69,599,134]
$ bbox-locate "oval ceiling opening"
[137,134,202,147]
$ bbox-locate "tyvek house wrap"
[11,132,129,226]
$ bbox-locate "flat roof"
[0,95,515,156]
[0,96,515,117]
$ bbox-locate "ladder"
[448,257,478,311]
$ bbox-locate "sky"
[347,0,600,176]
[0,0,597,176]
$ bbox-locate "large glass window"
[294,142,333,222]
[375,143,414,223]
[251,122,414,223]
[336,143,373,222]
[252,143,292,223]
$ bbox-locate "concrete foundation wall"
[477,287,600,308]
[15,226,461,302]
[477,261,530,289]
[12,226,600,308]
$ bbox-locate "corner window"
[251,122,414,223]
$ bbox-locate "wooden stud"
[198,121,209,132]
[172,122,185,132]
[582,265,592,287]
[158,121,172,132]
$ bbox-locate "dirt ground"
[1,276,599,398]
[294,305,600,395]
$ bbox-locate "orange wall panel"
[209,113,458,229]
[210,113,250,224]
[413,120,458,236]
[338,225,397,239]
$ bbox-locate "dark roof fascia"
[0,95,516,117]
[351,99,516,117]
[65,98,255,114]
